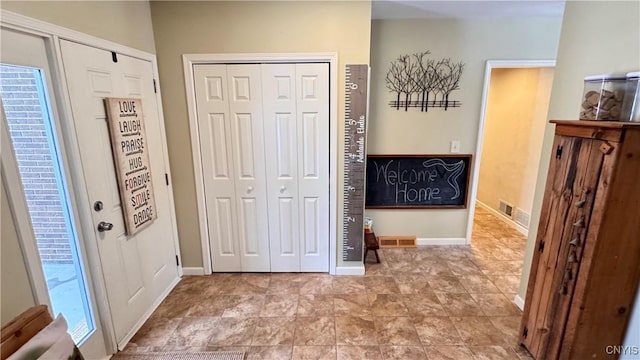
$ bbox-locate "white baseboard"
[182,267,205,276]
[514,294,525,311]
[476,200,529,237]
[335,266,365,276]
[416,238,467,246]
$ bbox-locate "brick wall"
[1,65,73,264]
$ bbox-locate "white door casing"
[196,63,329,272]
[59,40,179,347]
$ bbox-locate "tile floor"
[118,207,534,359]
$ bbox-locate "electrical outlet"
[450,140,461,153]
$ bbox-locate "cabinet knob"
[247,186,254,193]
[280,186,286,193]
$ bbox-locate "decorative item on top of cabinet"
[520,120,640,359]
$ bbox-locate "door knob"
[280,186,286,193]
[97,221,114,232]
[247,186,254,193]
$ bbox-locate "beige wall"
[1,1,156,53]
[518,0,640,304]
[1,182,36,326]
[477,68,553,223]
[150,1,372,267]
[367,18,562,238]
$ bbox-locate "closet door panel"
[194,64,241,271]
[296,64,329,272]
[262,64,300,272]
[227,65,270,272]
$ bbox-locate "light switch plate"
[450,140,461,153]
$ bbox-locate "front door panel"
[60,40,178,347]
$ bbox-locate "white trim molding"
[182,267,206,276]
[514,294,525,311]
[182,53,339,275]
[475,200,528,237]
[335,266,366,276]
[416,238,467,246]
[465,59,556,244]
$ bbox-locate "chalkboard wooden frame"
[365,154,472,209]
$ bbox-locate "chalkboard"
[365,155,472,209]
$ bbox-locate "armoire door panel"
[524,137,604,358]
[542,138,605,358]
[523,135,577,354]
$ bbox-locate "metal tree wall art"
[385,51,465,112]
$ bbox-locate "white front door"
[59,40,179,348]
[195,62,329,273]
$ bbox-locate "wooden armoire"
[520,120,640,359]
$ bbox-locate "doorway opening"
[466,60,555,308]
[0,63,95,343]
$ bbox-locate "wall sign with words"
[105,98,157,235]
[365,155,471,208]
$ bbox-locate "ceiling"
[372,0,566,19]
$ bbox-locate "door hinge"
[176,255,180,266]
[556,145,563,159]
[523,327,529,339]
[153,79,158,93]
[165,173,170,186]
[538,240,545,253]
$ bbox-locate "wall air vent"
[499,200,514,218]
[515,208,531,229]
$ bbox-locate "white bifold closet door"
[194,63,329,272]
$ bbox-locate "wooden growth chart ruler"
[342,64,369,262]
